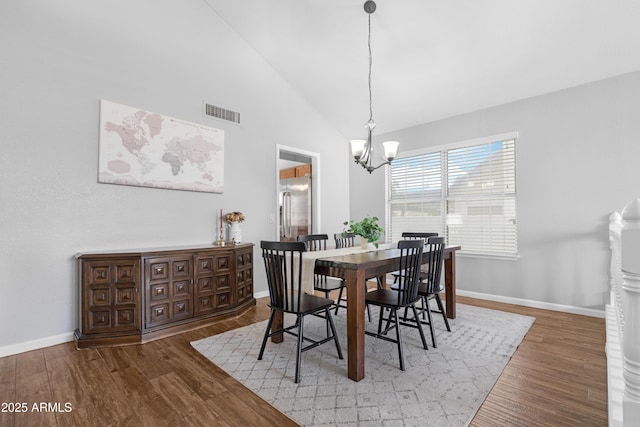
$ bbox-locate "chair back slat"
[401,232,438,244]
[297,234,328,251]
[334,232,356,249]
[395,240,424,306]
[261,240,306,312]
[298,234,332,287]
[422,236,445,293]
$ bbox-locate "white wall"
[0,1,350,352]
[350,71,640,312]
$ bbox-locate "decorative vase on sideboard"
[230,221,242,243]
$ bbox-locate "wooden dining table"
[270,244,461,382]
[312,245,461,381]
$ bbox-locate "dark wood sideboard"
[74,243,255,349]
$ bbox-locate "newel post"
[612,211,623,289]
[611,211,624,325]
[621,199,640,424]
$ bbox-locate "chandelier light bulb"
[382,141,399,161]
[350,139,366,160]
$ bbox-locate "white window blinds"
[387,135,517,257]
[446,139,517,256]
[388,152,444,243]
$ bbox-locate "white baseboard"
[0,332,75,358]
[256,288,605,317]
[256,288,605,318]
[1,293,272,358]
[457,290,605,318]
[0,290,603,358]
[254,290,269,299]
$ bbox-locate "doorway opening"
[275,145,321,241]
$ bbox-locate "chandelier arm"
[355,155,389,173]
[370,160,390,171]
[366,126,373,166]
[363,160,390,174]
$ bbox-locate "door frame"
[275,145,321,240]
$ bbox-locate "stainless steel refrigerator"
[279,174,312,241]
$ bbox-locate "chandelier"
[350,1,399,174]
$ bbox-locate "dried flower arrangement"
[225,211,245,223]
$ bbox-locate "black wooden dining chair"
[401,232,439,241]
[364,239,428,371]
[329,232,358,314]
[299,233,371,320]
[334,232,356,249]
[297,233,328,251]
[297,234,345,311]
[392,236,449,348]
[391,232,439,285]
[416,236,450,347]
[258,240,343,383]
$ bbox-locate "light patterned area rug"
[192,304,534,426]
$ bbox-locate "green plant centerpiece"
[344,215,383,248]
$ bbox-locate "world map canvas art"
[98,100,224,193]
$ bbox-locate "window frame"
[385,131,519,260]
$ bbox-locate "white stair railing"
[608,199,640,426]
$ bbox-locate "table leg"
[346,268,366,381]
[271,311,284,343]
[444,250,457,319]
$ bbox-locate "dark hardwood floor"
[0,295,607,426]
[465,297,607,427]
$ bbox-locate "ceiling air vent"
[204,102,241,124]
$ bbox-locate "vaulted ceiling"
[204,0,640,138]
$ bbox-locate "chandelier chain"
[368,13,373,123]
